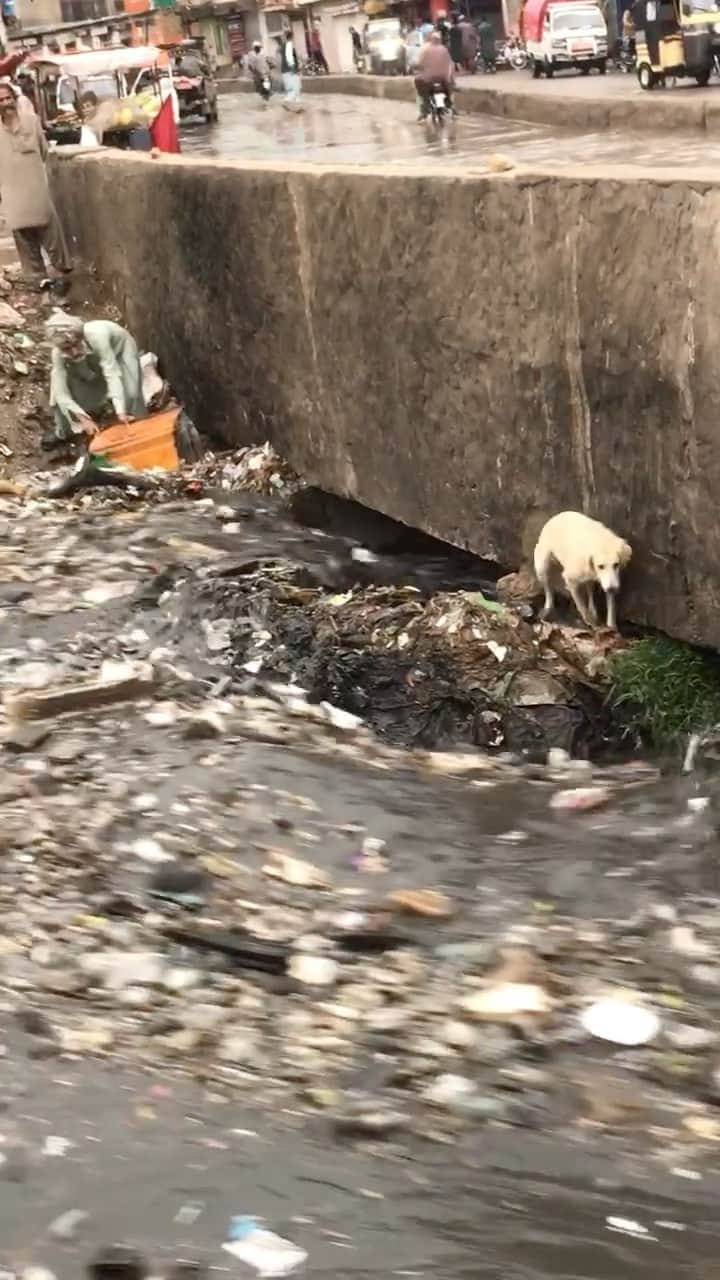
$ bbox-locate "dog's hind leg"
[534,547,555,619]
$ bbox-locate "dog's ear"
[618,540,632,567]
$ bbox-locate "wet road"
[181,89,720,171]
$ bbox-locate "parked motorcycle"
[611,39,635,71]
[503,35,529,69]
[301,55,328,75]
[475,47,498,72]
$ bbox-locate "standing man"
[459,14,478,70]
[0,79,71,286]
[278,28,303,108]
[449,13,464,70]
[308,20,329,72]
[478,15,496,69]
[350,24,363,66]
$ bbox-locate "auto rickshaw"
[632,0,718,88]
[162,39,218,121]
[26,46,175,146]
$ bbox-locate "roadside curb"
[218,70,720,134]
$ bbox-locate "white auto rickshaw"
[26,45,177,147]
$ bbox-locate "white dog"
[533,511,632,631]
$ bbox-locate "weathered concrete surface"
[222,71,720,135]
[52,150,720,645]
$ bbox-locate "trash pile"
[0,271,60,470]
[195,555,626,757]
[182,440,301,497]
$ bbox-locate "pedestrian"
[449,13,464,69]
[621,5,635,55]
[459,14,478,71]
[308,20,329,72]
[278,28,303,108]
[45,311,146,442]
[350,24,363,62]
[478,15,496,70]
[0,79,71,287]
[246,40,273,84]
[435,9,452,45]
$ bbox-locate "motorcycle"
[503,35,528,70]
[612,39,635,71]
[475,48,498,72]
[426,80,451,130]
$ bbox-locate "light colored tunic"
[50,320,146,436]
[0,113,51,231]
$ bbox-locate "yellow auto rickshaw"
[633,0,719,88]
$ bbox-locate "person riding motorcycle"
[414,31,455,120]
[246,41,273,94]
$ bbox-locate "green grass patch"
[607,635,720,750]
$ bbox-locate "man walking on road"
[459,15,478,71]
[279,29,303,110]
[0,80,71,286]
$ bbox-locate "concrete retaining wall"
[51,150,720,645]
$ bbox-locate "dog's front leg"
[584,585,599,627]
[605,591,617,630]
[566,580,594,627]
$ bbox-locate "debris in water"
[88,1245,149,1280]
[580,998,660,1046]
[288,954,338,986]
[550,786,611,813]
[460,982,552,1020]
[130,837,173,864]
[386,888,455,919]
[606,1216,654,1240]
[49,1208,90,1239]
[222,1216,308,1277]
[263,849,331,889]
[352,836,388,873]
[4,662,156,721]
[682,1113,720,1141]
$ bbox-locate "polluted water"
[4,411,720,1279]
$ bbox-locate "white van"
[526,1,608,77]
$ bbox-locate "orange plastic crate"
[89,407,180,471]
